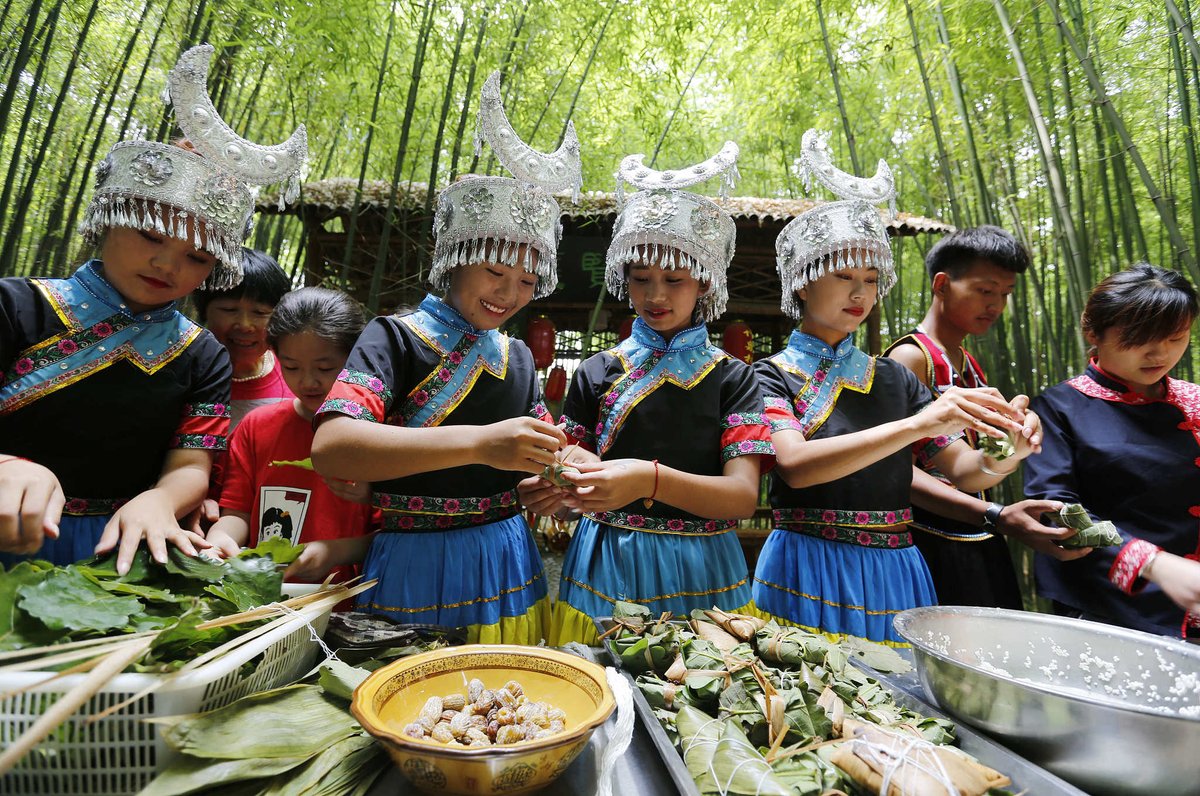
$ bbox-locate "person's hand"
[994,499,1091,560]
[324,476,372,504]
[1144,552,1200,616]
[519,475,569,516]
[0,458,63,555]
[476,418,567,474]
[204,528,242,559]
[284,540,335,582]
[913,386,1025,442]
[562,459,655,513]
[184,497,221,535]
[94,490,211,575]
[1007,395,1043,460]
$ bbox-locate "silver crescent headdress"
[428,71,583,299]
[775,129,897,319]
[605,142,740,323]
[80,45,308,289]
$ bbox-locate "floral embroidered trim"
[720,438,774,462]
[183,401,231,418]
[773,506,913,528]
[1108,538,1160,594]
[529,399,552,422]
[377,489,519,531]
[559,414,596,452]
[172,432,227,450]
[337,368,392,406]
[721,411,766,428]
[393,332,486,427]
[318,397,378,423]
[588,510,737,535]
[5,316,132,383]
[62,496,129,516]
[914,432,963,467]
[778,520,914,549]
[778,354,875,438]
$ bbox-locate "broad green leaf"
[237,536,305,565]
[137,751,308,796]
[317,659,371,701]
[163,548,227,583]
[17,568,141,632]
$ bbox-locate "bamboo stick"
[0,636,153,776]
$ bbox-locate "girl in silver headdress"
[0,46,306,574]
[520,143,774,645]
[310,72,580,644]
[753,131,1042,645]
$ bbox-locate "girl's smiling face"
[626,260,704,339]
[99,225,216,313]
[203,296,276,372]
[797,264,879,346]
[447,255,538,330]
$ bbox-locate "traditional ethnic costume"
[884,329,1023,609]
[0,46,305,567]
[1026,362,1200,639]
[551,143,773,645]
[752,130,950,646]
[315,71,582,644]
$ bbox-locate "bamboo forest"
[3,0,1198,397]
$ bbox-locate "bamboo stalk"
[904,0,960,227]
[1045,0,1198,278]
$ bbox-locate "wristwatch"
[981,502,1006,532]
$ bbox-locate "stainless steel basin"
[894,606,1200,796]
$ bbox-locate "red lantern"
[526,316,556,369]
[617,315,635,341]
[544,366,567,402]
[722,321,753,364]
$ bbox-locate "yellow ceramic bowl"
[351,644,615,795]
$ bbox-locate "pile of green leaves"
[0,538,305,673]
[606,602,1011,796]
[140,645,455,796]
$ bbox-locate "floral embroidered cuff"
[913,431,965,468]
[319,374,388,424]
[529,399,553,424]
[173,402,230,450]
[560,414,596,453]
[763,396,803,434]
[1108,538,1161,595]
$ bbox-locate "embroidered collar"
[404,294,508,375]
[1071,361,1167,405]
[769,330,874,436]
[594,317,724,453]
[393,294,510,428]
[629,317,710,354]
[0,261,200,414]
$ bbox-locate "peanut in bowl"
[351,644,616,795]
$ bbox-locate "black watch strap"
[982,502,1006,531]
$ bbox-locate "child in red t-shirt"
[207,288,376,582]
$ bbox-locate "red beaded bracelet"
[642,459,660,509]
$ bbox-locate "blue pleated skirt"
[356,514,548,633]
[752,527,937,646]
[556,517,754,627]
[0,515,108,568]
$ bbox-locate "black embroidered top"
[757,331,954,544]
[316,294,550,531]
[559,318,772,534]
[1026,362,1200,637]
[0,262,231,510]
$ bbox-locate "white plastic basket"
[0,585,333,795]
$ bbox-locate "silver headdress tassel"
[429,71,583,299]
[80,45,308,290]
[775,129,897,319]
[606,142,740,323]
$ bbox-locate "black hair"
[193,248,291,319]
[924,225,1030,280]
[267,287,366,353]
[1082,262,1198,349]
